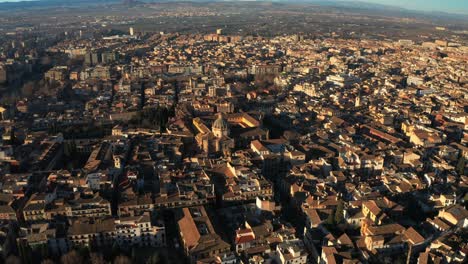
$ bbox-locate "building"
[23,195,46,223]
[326,74,360,88]
[0,64,7,84]
[0,106,8,120]
[177,206,231,262]
[212,113,230,138]
[66,194,112,219]
[249,65,282,75]
[68,214,165,248]
[276,239,308,264]
[45,66,68,81]
[195,114,235,154]
[0,205,17,221]
[85,52,102,66]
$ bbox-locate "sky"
[340,0,468,14]
[0,0,467,15]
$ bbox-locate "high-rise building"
[84,53,93,65]
[101,51,117,64]
[129,27,134,36]
[92,52,100,65]
[85,51,102,65]
[0,65,7,84]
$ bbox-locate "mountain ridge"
[0,0,466,20]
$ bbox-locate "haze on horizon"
[339,0,468,15]
[0,0,467,15]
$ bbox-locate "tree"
[325,209,335,225]
[60,250,83,264]
[114,255,132,264]
[456,156,466,175]
[111,243,120,260]
[38,243,50,260]
[77,246,90,261]
[129,107,172,130]
[131,248,139,263]
[3,223,18,259]
[146,253,161,264]
[90,252,106,264]
[334,200,345,224]
[5,255,21,264]
[18,242,32,264]
[406,194,425,222]
[21,81,36,97]
[254,74,275,89]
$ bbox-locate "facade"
[68,214,165,248]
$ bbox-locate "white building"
[68,214,165,248]
[276,239,308,264]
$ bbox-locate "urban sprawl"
[0,12,467,264]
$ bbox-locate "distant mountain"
[0,0,120,10]
[122,0,144,6]
[283,0,468,20]
[141,0,466,16]
[0,0,466,20]
[284,0,407,11]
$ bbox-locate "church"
[195,113,235,155]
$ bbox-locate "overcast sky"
[0,0,467,15]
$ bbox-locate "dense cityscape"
[0,1,467,264]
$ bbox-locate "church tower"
[355,96,361,108]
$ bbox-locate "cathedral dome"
[213,114,229,131]
[212,113,230,138]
